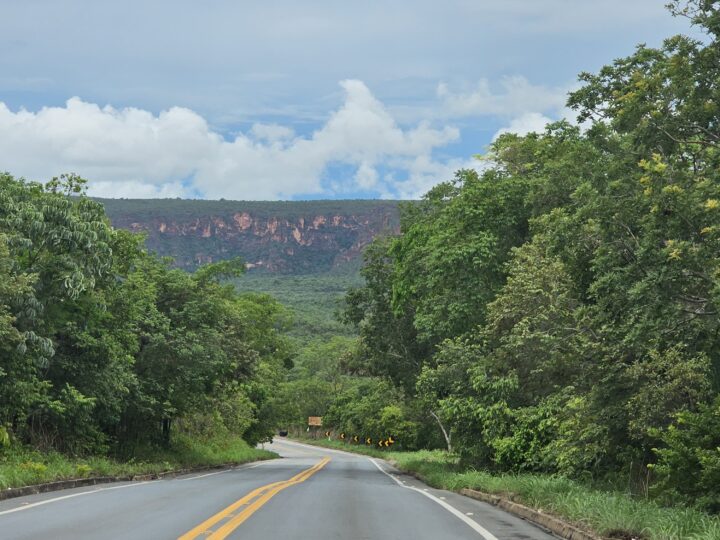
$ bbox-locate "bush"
[0,426,9,448]
[324,379,421,449]
[652,396,720,512]
[75,464,92,477]
[19,461,48,479]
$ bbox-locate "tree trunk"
[429,410,452,453]
[161,418,172,447]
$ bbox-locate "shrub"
[652,396,720,512]
[75,464,92,477]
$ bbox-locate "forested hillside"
[275,0,720,515]
[100,198,400,273]
[234,269,362,345]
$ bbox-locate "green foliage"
[652,396,720,512]
[0,434,275,490]
[0,172,290,467]
[75,463,92,477]
[19,461,48,479]
[324,378,420,449]
[626,347,713,447]
[343,237,430,391]
[194,257,246,284]
[340,0,720,513]
[234,270,361,346]
[391,167,530,345]
[232,267,417,444]
[0,426,9,448]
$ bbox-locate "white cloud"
[492,112,554,140]
[314,80,458,161]
[88,180,189,199]
[0,81,461,200]
[0,77,591,201]
[249,123,295,143]
[392,155,489,200]
[354,161,378,190]
[437,76,569,118]
[0,99,218,187]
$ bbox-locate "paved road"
[0,439,558,539]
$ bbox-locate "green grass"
[293,438,720,540]
[0,434,276,490]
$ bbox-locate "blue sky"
[0,1,698,200]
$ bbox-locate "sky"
[0,1,698,200]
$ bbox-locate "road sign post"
[307,416,322,439]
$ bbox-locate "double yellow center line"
[178,457,331,540]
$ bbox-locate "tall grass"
[0,433,276,490]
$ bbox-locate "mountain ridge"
[98,198,402,273]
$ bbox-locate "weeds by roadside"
[0,434,276,490]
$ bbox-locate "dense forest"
[0,173,291,458]
[233,269,362,345]
[276,1,720,512]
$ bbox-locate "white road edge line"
[0,461,271,514]
[176,469,231,482]
[0,481,152,516]
[368,458,500,540]
[175,461,266,482]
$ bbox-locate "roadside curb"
[0,461,266,502]
[459,488,603,540]
[0,476,124,501]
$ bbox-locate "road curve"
[0,439,558,539]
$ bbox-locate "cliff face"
[99,199,401,273]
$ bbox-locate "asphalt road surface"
[0,439,558,539]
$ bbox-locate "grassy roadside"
[292,438,720,540]
[0,434,277,490]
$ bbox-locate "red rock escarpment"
[104,201,401,273]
